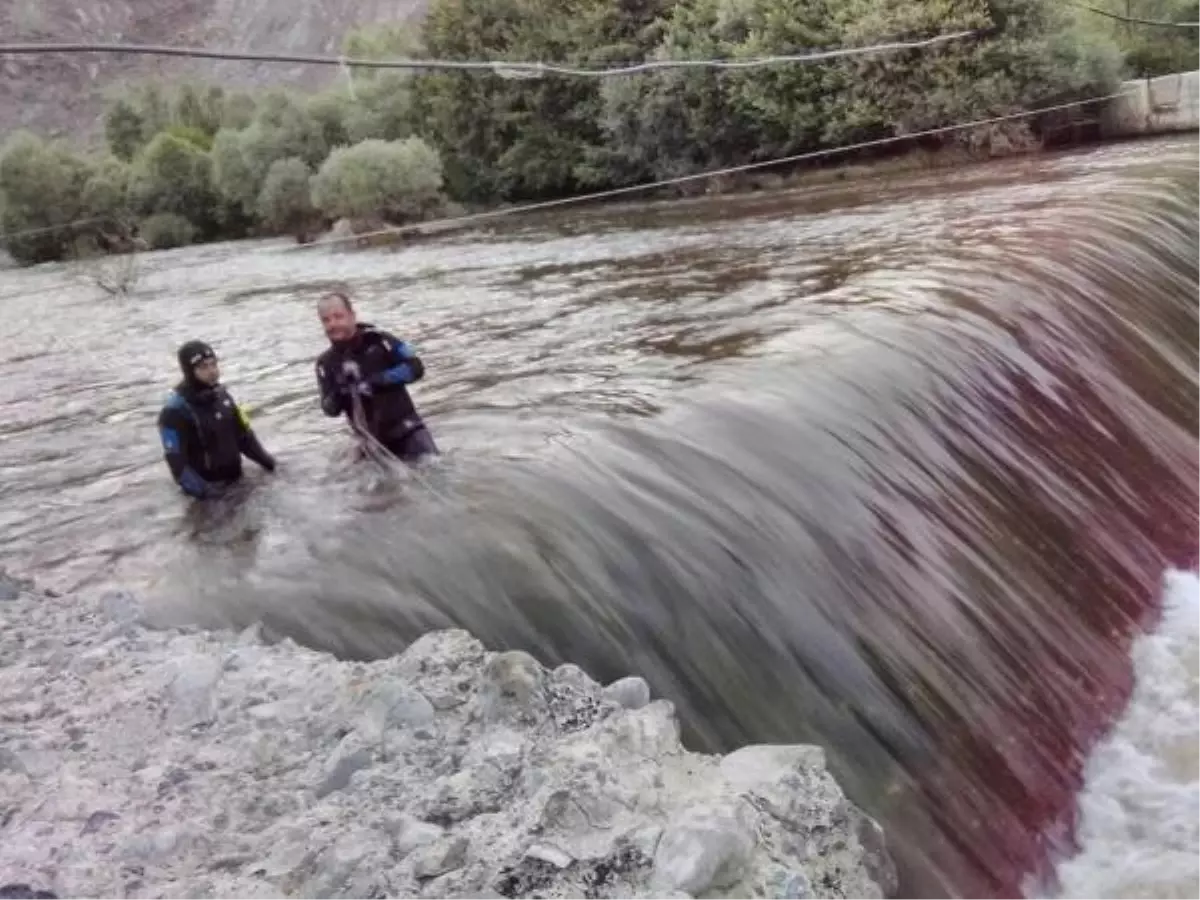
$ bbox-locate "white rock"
[410,835,469,879]
[602,675,652,710]
[652,801,756,895]
[525,843,574,869]
[478,651,545,723]
[357,680,435,744]
[315,733,374,798]
[98,588,142,627]
[165,653,222,729]
[0,577,893,900]
[0,571,24,601]
[393,817,446,857]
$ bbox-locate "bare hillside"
[0,0,427,142]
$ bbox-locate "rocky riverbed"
[0,568,895,899]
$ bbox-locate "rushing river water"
[1,135,1197,898]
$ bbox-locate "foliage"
[11,0,1177,266]
[80,156,133,229]
[310,138,445,222]
[0,132,94,264]
[139,213,198,250]
[1070,0,1199,78]
[211,90,331,223]
[257,158,318,235]
[127,133,219,237]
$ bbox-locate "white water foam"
[1049,567,1200,899]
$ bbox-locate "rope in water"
[348,386,449,499]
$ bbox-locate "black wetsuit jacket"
[315,323,427,449]
[156,380,275,499]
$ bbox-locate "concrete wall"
[1101,70,1200,138]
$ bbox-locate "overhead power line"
[1070,1,1200,28]
[0,30,981,77]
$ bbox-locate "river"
[0,135,1197,898]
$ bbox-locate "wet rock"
[0,573,892,899]
[652,802,756,895]
[411,834,469,879]
[165,654,222,729]
[392,817,445,857]
[852,807,899,897]
[0,886,57,900]
[357,680,435,744]
[0,577,22,602]
[298,826,394,897]
[81,809,120,835]
[98,588,142,627]
[0,567,35,601]
[315,735,373,799]
[602,676,651,710]
[478,651,545,724]
[0,748,29,777]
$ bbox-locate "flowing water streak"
[166,159,1200,896]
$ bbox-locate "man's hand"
[339,359,372,398]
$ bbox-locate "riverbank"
[0,568,895,899]
[302,137,1061,250]
[309,106,1199,252]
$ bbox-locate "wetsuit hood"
[176,340,218,394]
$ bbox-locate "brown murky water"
[0,135,1197,897]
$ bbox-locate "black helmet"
[177,340,216,379]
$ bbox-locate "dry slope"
[0,0,427,142]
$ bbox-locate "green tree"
[343,21,426,79]
[821,0,1123,148]
[81,156,132,226]
[306,90,352,149]
[0,132,93,264]
[127,133,218,239]
[104,97,146,162]
[344,74,421,143]
[221,90,259,130]
[310,137,445,222]
[1071,0,1199,77]
[596,0,761,182]
[173,82,226,136]
[210,92,329,221]
[139,212,197,250]
[257,157,318,234]
[411,0,670,201]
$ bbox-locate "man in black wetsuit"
[314,291,438,463]
[157,340,277,499]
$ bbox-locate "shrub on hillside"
[0,132,93,265]
[310,138,445,223]
[139,212,197,250]
[210,92,329,223]
[127,133,218,238]
[257,158,318,235]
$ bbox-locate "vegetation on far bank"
[0,0,1194,266]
